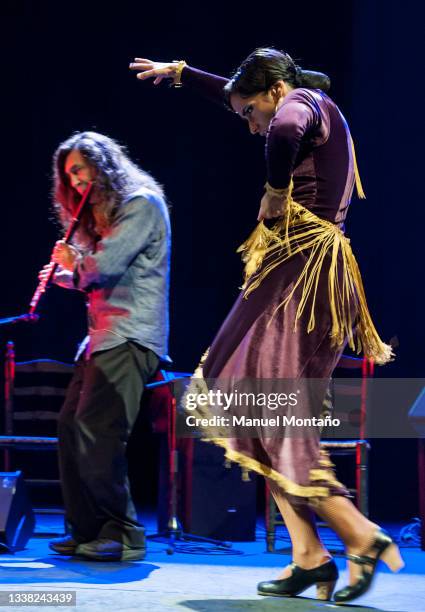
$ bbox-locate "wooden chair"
[1,341,74,514]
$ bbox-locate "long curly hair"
[53,131,165,247]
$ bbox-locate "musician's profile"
[63,149,96,196]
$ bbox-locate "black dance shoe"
[334,529,404,603]
[75,538,146,562]
[49,535,81,555]
[257,559,338,600]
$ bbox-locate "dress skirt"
[197,248,352,502]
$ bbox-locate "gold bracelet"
[172,60,187,88]
[264,182,292,198]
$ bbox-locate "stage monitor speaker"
[0,471,35,552]
[179,440,257,541]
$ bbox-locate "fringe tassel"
[242,468,250,482]
[237,200,393,365]
[237,221,273,283]
[350,136,366,200]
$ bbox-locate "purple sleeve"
[266,91,321,189]
[180,65,229,106]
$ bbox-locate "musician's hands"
[38,263,55,283]
[51,241,80,272]
[257,192,287,221]
[129,58,180,85]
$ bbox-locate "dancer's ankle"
[346,523,380,555]
[293,549,332,569]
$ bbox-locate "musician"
[42,131,170,561]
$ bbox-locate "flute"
[28,181,94,315]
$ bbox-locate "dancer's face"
[64,149,96,195]
[230,80,291,136]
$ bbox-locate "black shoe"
[75,538,146,562]
[334,529,404,603]
[49,535,81,555]
[257,559,338,600]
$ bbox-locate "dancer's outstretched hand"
[129,58,180,85]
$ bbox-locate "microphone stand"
[0,182,93,327]
[147,372,231,554]
[0,314,39,326]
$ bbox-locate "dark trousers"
[57,341,159,546]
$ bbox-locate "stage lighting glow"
[0,562,55,568]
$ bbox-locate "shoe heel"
[316,580,336,601]
[381,543,405,572]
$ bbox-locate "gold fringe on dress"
[350,136,366,200]
[237,181,393,365]
[184,354,346,499]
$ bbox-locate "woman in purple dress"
[130,49,402,603]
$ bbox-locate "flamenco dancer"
[130,49,403,601]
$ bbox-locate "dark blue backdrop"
[1,0,423,520]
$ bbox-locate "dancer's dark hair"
[224,47,330,102]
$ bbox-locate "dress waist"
[237,194,392,365]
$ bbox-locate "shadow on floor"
[0,554,159,585]
[179,597,403,612]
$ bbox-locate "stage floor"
[0,513,423,612]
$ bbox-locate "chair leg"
[3,448,10,471]
[265,483,277,552]
[356,442,369,517]
[418,439,425,551]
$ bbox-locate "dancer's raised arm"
[129,57,229,106]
